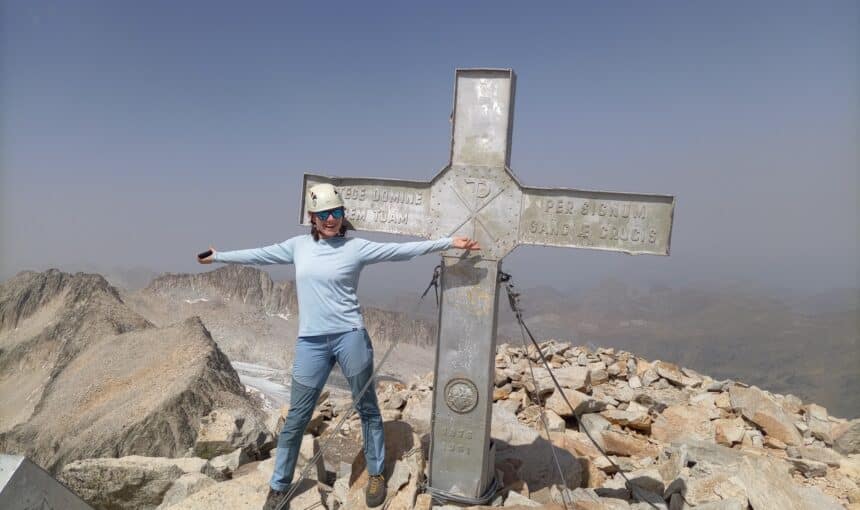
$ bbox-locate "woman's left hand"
[452,236,481,250]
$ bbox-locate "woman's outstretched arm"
[357,236,479,264]
[198,237,297,265]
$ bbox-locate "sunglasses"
[315,208,345,221]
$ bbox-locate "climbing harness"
[274,265,443,510]
[500,270,661,510]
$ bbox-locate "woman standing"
[198,183,479,509]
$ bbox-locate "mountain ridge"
[0,269,261,473]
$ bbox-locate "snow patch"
[266,311,292,321]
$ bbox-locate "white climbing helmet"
[306,183,345,213]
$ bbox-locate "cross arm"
[301,173,434,238]
[517,186,675,255]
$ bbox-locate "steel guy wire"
[500,271,661,510]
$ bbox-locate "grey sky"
[1,1,857,296]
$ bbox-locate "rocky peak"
[145,266,297,315]
[0,268,122,332]
[0,269,261,477]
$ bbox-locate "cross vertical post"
[427,69,516,499]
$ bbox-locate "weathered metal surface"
[301,174,432,237]
[450,69,516,168]
[429,256,500,497]
[0,455,93,510]
[519,187,675,255]
[429,165,522,260]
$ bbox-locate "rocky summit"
[2,269,859,509]
[49,340,860,510]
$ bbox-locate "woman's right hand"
[198,245,216,264]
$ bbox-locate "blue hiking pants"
[269,328,384,492]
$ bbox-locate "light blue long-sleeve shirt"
[213,234,453,336]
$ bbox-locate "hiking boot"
[366,474,386,507]
[263,487,289,510]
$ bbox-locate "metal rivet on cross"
[300,68,675,501]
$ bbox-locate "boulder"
[714,392,732,410]
[577,413,611,450]
[493,405,540,446]
[689,393,721,419]
[654,361,696,387]
[385,446,425,510]
[560,430,603,461]
[834,420,860,455]
[763,435,787,450]
[786,445,844,467]
[728,386,802,446]
[156,473,216,510]
[601,430,660,458]
[807,416,835,445]
[786,457,828,478]
[193,408,272,460]
[543,410,567,433]
[651,405,715,443]
[590,368,610,386]
[208,448,251,478]
[58,456,213,510]
[626,468,665,495]
[681,465,747,507]
[414,493,432,510]
[532,366,591,392]
[601,403,651,432]
[796,486,845,510]
[401,390,433,433]
[495,383,514,401]
[505,490,542,507]
[838,454,860,480]
[382,392,406,410]
[546,389,606,417]
[737,455,822,510]
[641,369,660,387]
[657,445,687,482]
[671,439,744,469]
[714,417,745,446]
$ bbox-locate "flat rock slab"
[0,455,93,510]
[651,405,715,443]
[729,386,802,446]
[59,457,187,510]
[166,468,323,510]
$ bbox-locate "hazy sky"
[2,1,858,296]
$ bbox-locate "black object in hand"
[198,249,213,259]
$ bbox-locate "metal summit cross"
[300,69,675,501]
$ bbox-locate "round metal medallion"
[444,378,479,414]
